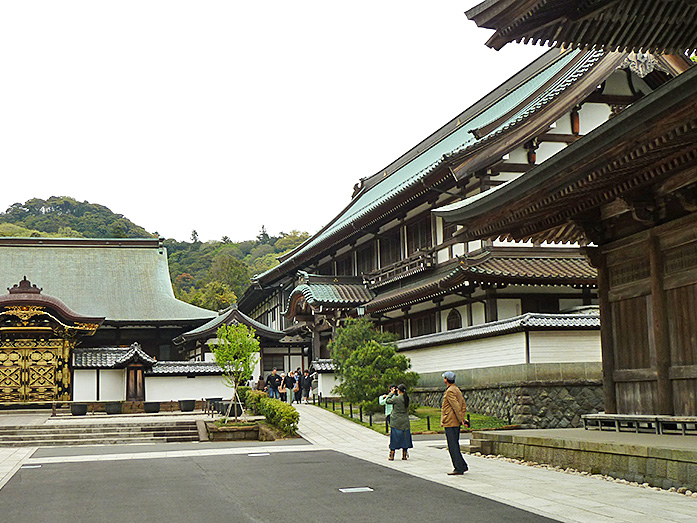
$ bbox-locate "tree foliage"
[182,281,236,311]
[211,323,260,420]
[328,317,397,377]
[333,339,419,413]
[0,197,153,238]
[329,318,418,412]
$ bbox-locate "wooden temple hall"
[0,238,221,404]
[238,15,691,388]
[435,0,697,417]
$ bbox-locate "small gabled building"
[173,304,309,379]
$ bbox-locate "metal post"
[385,419,389,433]
[341,401,344,414]
[467,413,471,427]
[332,400,335,411]
[350,403,353,418]
[369,413,373,426]
[427,416,430,431]
[359,406,363,422]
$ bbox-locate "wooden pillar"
[649,233,673,415]
[485,288,498,322]
[597,252,617,414]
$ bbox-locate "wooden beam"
[537,132,583,144]
[584,93,642,106]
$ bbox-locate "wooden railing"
[364,251,435,288]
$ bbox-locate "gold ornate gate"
[0,339,71,402]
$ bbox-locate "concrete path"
[293,404,697,523]
[1,406,696,522]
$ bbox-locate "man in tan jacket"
[441,371,468,475]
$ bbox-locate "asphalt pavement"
[0,450,557,523]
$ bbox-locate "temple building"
[239,45,686,380]
[0,237,221,403]
[440,0,697,417]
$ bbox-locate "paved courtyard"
[0,405,695,522]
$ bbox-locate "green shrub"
[246,390,266,415]
[237,386,251,405]
[260,397,299,435]
[244,390,299,435]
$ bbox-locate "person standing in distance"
[441,371,468,475]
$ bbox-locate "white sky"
[0,1,543,242]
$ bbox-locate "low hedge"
[246,390,299,435]
[237,386,251,405]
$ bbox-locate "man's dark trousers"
[445,426,468,472]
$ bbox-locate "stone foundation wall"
[411,380,604,429]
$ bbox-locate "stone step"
[0,429,198,442]
[0,424,197,436]
[0,435,200,447]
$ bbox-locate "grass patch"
[314,402,507,434]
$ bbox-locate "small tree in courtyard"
[211,323,260,420]
[329,318,419,413]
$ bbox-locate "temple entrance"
[0,339,68,402]
[0,277,104,404]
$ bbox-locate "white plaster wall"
[145,375,231,401]
[579,103,611,135]
[317,373,341,397]
[528,331,601,364]
[472,302,486,324]
[100,369,126,401]
[497,299,521,320]
[73,370,97,401]
[403,332,527,374]
[466,240,480,253]
[437,248,449,264]
[559,298,586,311]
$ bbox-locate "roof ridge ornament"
[619,52,668,78]
[8,276,42,294]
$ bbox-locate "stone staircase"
[0,420,200,447]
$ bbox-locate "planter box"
[71,403,88,416]
[205,421,277,442]
[179,399,196,412]
[105,402,122,415]
[144,402,160,414]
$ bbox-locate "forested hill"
[0,197,309,311]
[0,197,153,239]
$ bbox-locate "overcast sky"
[1,1,543,243]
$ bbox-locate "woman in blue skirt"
[385,384,413,461]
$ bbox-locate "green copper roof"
[256,47,610,284]
[0,238,215,323]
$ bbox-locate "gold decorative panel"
[0,339,70,402]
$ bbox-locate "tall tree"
[211,324,260,420]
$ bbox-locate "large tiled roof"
[466,0,697,54]
[434,66,697,245]
[73,343,156,369]
[173,304,285,345]
[366,250,596,313]
[0,238,215,323]
[253,48,620,286]
[285,273,374,315]
[396,311,600,351]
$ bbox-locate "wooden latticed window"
[446,308,462,331]
[407,217,432,255]
[356,242,376,275]
[336,255,354,276]
[410,312,436,337]
[380,228,401,267]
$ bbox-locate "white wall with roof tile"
[528,331,600,364]
[73,370,97,401]
[101,370,126,401]
[145,375,230,401]
[404,332,527,374]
